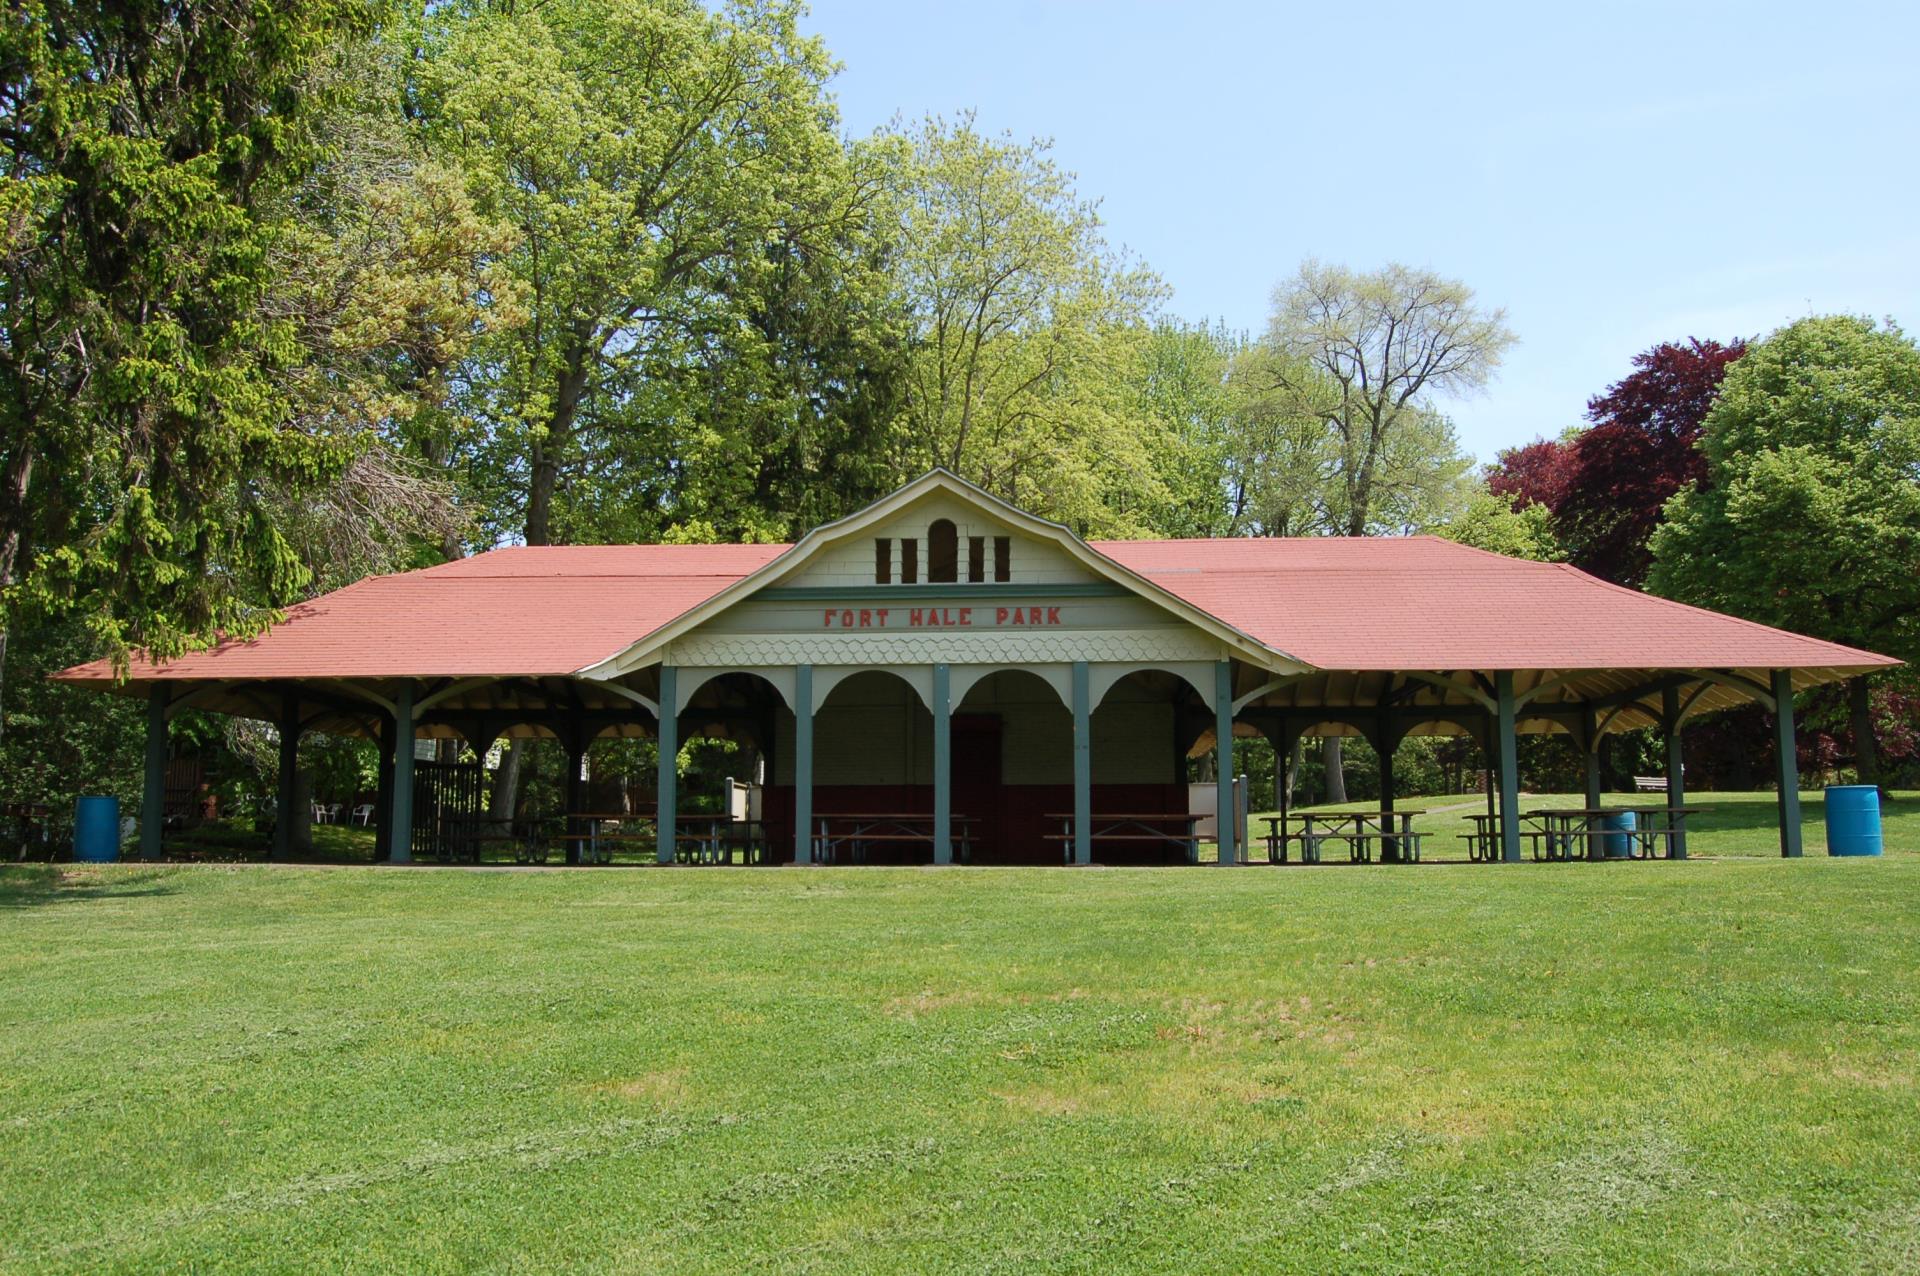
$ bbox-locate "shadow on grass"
[0,864,181,908]
[161,820,377,866]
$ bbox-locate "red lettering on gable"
[876,609,889,626]
[909,608,924,626]
[1046,607,1060,625]
[958,607,972,627]
[859,609,872,627]
[823,609,836,628]
[995,607,1009,624]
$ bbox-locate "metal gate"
[411,760,486,861]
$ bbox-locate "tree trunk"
[1326,494,1370,799]
[1849,676,1881,793]
[525,445,557,547]
[508,352,593,814]
[0,446,34,741]
[1284,737,1303,807]
[489,739,524,834]
[1323,735,1348,804]
[523,347,594,548]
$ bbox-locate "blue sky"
[802,0,1920,463]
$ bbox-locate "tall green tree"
[1650,315,1920,788]
[1263,261,1512,539]
[886,114,1168,534]
[0,0,387,685]
[1218,342,1339,537]
[416,0,885,820]
[1109,319,1244,538]
[417,0,876,548]
[258,35,522,584]
[1257,261,1507,799]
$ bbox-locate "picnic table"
[551,811,763,865]
[1458,812,1553,861]
[813,813,976,864]
[439,810,545,864]
[1043,812,1204,864]
[1525,807,1703,861]
[668,812,771,865]
[1264,810,1426,864]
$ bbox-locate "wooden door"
[951,715,1002,861]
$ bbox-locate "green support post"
[1072,661,1091,865]
[1662,685,1688,859]
[1483,715,1497,829]
[1274,729,1299,864]
[373,714,394,862]
[274,689,300,861]
[565,737,588,866]
[1582,704,1603,813]
[1215,660,1236,865]
[1495,671,1521,863]
[1377,715,1397,863]
[140,685,169,861]
[1773,669,1803,857]
[793,664,813,864]
[932,663,952,865]
[389,681,415,864]
[655,665,678,865]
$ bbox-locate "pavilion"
[56,470,1898,865]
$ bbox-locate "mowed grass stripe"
[2,847,1917,1272]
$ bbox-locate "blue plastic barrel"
[1595,810,1637,859]
[73,796,121,862]
[1825,785,1883,857]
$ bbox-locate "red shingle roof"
[55,535,1894,684]
[1091,536,1894,673]
[59,544,790,681]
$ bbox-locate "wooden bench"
[1633,776,1669,792]
[551,831,654,865]
[1335,831,1426,863]
[1041,832,1200,865]
[549,830,768,866]
[1458,829,1546,861]
[816,831,934,865]
[812,815,974,864]
[440,814,547,864]
[1042,813,1202,865]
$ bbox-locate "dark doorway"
[928,519,959,582]
[952,714,1002,860]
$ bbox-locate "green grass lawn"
[4,837,1919,1273]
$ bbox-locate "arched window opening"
[928,519,959,582]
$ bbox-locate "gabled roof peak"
[575,467,1304,678]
